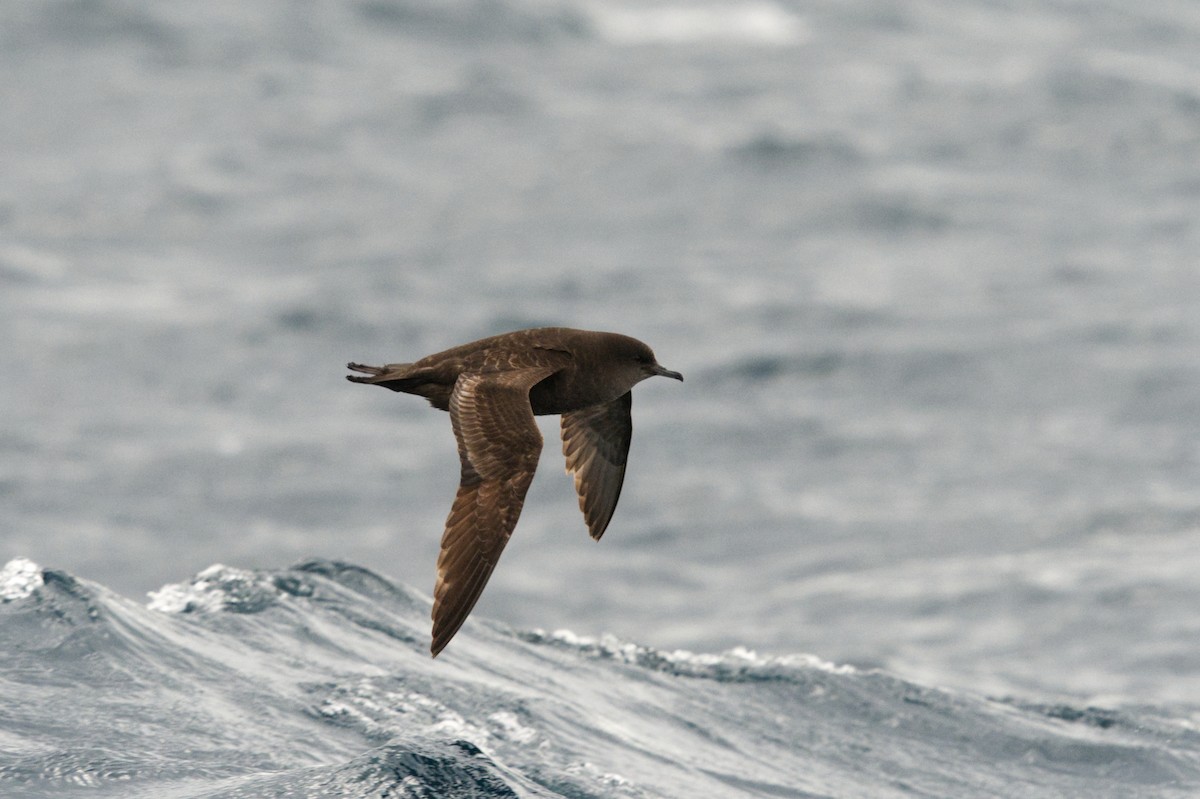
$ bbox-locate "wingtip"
[430,622,454,657]
[430,620,462,657]
[431,633,459,657]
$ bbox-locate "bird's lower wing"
[431,366,560,656]
[561,392,633,541]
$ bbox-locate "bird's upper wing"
[431,365,561,656]
[560,392,633,541]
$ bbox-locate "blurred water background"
[3,3,1200,792]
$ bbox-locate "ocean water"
[5,557,1200,798]
[2,0,1200,796]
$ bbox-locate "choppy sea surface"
[3,0,1200,796]
[6,557,1200,798]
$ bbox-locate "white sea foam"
[147,563,278,613]
[0,557,43,602]
[532,629,857,678]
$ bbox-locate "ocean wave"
[3,557,1198,798]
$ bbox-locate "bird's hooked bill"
[652,364,684,381]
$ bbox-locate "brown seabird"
[347,327,683,656]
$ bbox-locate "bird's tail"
[346,362,453,410]
[347,362,400,383]
[345,361,423,386]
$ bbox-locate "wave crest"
[0,557,44,602]
[520,628,856,682]
[147,563,282,614]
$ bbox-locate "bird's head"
[607,334,684,389]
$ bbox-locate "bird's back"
[353,329,582,411]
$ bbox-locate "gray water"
[2,1,1200,795]
[9,558,1200,798]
